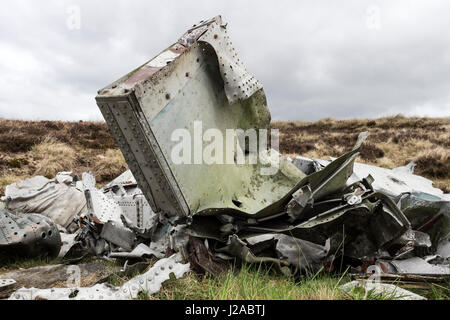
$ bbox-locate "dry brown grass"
[0,115,448,195]
[29,136,77,178]
[0,173,29,196]
[0,119,117,153]
[150,264,349,300]
[93,149,127,183]
[0,119,127,194]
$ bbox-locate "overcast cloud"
[1,0,450,121]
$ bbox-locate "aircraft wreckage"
[1,16,449,300]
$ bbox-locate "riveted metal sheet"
[97,96,189,217]
[0,210,61,258]
[95,16,302,219]
[197,18,262,103]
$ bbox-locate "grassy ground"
[1,255,448,300]
[0,115,449,300]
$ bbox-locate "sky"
[0,0,450,121]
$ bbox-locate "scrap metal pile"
[1,16,449,300]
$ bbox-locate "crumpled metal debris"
[376,257,450,275]
[83,170,156,231]
[293,157,448,199]
[82,171,122,225]
[247,234,331,275]
[75,170,163,257]
[292,156,449,274]
[2,172,86,232]
[109,243,164,259]
[0,168,165,260]
[437,238,450,260]
[58,232,79,258]
[9,253,190,300]
[92,15,449,279]
[187,237,230,276]
[102,170,159,235]
[184,132,413,265]
[76,186,189,259]
[395,191,449,251]
[99,220,137,252]
[215,234,291,276]
[209,233,331,276]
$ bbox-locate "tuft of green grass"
[143,262,436,300]
[2,256,445,300]
[149,263,353,300]
[428,282,450,300]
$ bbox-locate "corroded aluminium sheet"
[96,16,305,218]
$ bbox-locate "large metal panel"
[96,16,314,220]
